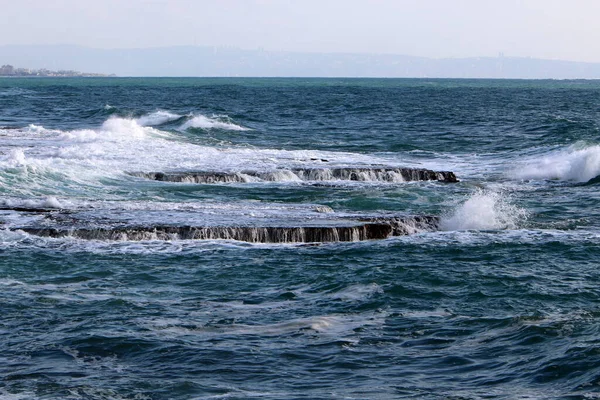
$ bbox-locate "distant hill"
[0,63,113,77]
[1,44,600,79]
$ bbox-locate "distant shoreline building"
[0,64,15,75]
[0,64,114,77]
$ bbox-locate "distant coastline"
[0,64,115,77]
[2,45,600,78]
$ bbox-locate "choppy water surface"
[1,78,600,399]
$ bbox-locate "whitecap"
[7,149,26,166]
[440,189,527,231]
[136,110,182,126]
[0,196,64,209]
[509,143,600,183]
[41,196,63,208]
[180,114,249,131]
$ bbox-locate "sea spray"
[440,189,527,231]
[180,114,250,131]
[510,143,600,183]
[0,196,63,210]
[7,149,27,166]
[136,111,182,126]
[58,117,151,142]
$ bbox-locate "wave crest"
[134,111,250,131]
[181,114,249,131]
[510,144,600,183]
[59,117,157,143]
[136,111,182,126]
[440,190,527,231]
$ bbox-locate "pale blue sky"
[2,0,599,62]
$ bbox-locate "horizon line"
[1,43,599,65]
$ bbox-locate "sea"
[1,77,600,399]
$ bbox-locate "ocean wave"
[509,143,600,183]
[0,87,36,97]
[126,110,250,131]
[0,196,64,210]
[5,118,159,145]
[5,149,27,166]
[440,189,527,231]
[3,119,378,171]
[60,117,158,142]
[136,110,183,126]
[141,312,384,341]
[0,115,453,201]
[180,114,250,131]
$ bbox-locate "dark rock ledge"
[130,167,458,184]
[15,215,439,244]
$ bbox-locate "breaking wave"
[0,117,369,175]
[180,114,249,131]
[440,190,527,231]
[132,111,249,131]
[61,117,156,142]
[136,110,183,126]
[509,144,600,183]
[0,116,428,199]
[0,196,64,210]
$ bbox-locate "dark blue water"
[1,78,600,399]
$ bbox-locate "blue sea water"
[1,77,600,399]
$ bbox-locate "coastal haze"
[1,0,600,78]
[3,44,600,78]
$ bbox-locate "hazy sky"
[2,0,600,62]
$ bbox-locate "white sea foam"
[60,117,152,142]
[0,118,392,173]
[7,149,27,166]
[42,196,63,208]
[0,116,418,201]
[180,114,250,131]
[329,283,383,301]
[136,110,182,126]
[142,312,384,341]
[509,144,600,183]
[0,228,31,244]
[0,391,36,400]
[65,387,143,400]
[0,278,26,287]
[0,196,64,209]
[26,124,48,134]
[440,190,527,231]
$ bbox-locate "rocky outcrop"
[363,215,440,236]
[17,215,439,244]
[131,167,458,184]
[585,175,600,185]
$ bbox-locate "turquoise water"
[1,78,600,399]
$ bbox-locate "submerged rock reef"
[7,165,457,244]
[131,167,458,184]
[13,212,439,244]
